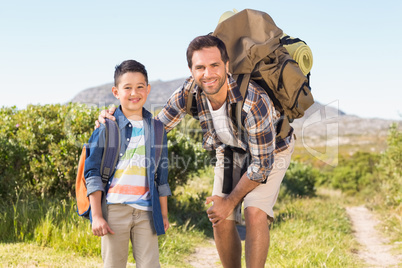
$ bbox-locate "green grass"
[264,194,363,267]
[1,170,399,267]
[0,242,103,267]
[0,199,211,267]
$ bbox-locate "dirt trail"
[185,225,246,267]
[346,205,401,267]
[185,239,221,268]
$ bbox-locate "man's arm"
[155,79,193,132]
[96,106,118,127]
[206,88,276,226]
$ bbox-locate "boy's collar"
[114,106,152,129]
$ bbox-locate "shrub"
[167,128,213,192]
[319,152,380,196]
[377,123,401,207]
[0,104,100,202]
[0,104,213,202]
[280,161,318,198]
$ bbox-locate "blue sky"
[1,0,401,120]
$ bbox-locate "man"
[99,35,294,267]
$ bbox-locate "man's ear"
[112,86,119,99]
[225,61,230,73]
[189,66,194,77]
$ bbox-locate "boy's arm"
[84,126,114,236]
[155,130,172,197]
[89,191,114,236]
[156,129,170,232]
[159,196,169,231]
[84,127,107,195]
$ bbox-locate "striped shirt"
[106,120,151,210]
[157,75,293,183]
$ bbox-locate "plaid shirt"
[156,75,293,183]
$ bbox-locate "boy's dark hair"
[114,60,148,86]
[186,35,229,68]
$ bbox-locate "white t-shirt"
[206,98,238,147]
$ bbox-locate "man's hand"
[91,215,115,237]
[95,106,117,129]
[205,195,236,227]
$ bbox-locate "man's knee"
[213,219,236,235]
[245,206,269,225]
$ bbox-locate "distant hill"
[70,78,400,155]
[291,102,399,156]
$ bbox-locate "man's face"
[190,46,229,96]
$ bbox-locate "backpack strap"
[232,74,250,137]
[234,74,291,140]
[280,35,306,46]
[100,119,121,183]
[153,119,165,169]
[185,80,198,119]
[222,74,249,195]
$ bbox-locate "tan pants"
[212,138,295,223]
[101,204,160,268]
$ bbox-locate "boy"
[84,59,171,267]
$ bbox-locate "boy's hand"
[95,106,117,129]
[162,216,170,232]
[92,215,115,236]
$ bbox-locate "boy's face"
[112,72,150,119]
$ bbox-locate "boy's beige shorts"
[101,204,160,268]
[212,138,295,224]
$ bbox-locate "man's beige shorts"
[212,138,295,224]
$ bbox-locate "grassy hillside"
[0,104,400,267]
[1,172,365,267]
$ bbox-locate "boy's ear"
[112,86,119,99]
[147,84,151,95]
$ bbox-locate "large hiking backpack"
[186,9,314,139]
[75,118,165,221]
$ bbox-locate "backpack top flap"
[212,9,283,75]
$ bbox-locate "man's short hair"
[186,35,229,68]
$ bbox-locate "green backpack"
[186,9,314,139]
